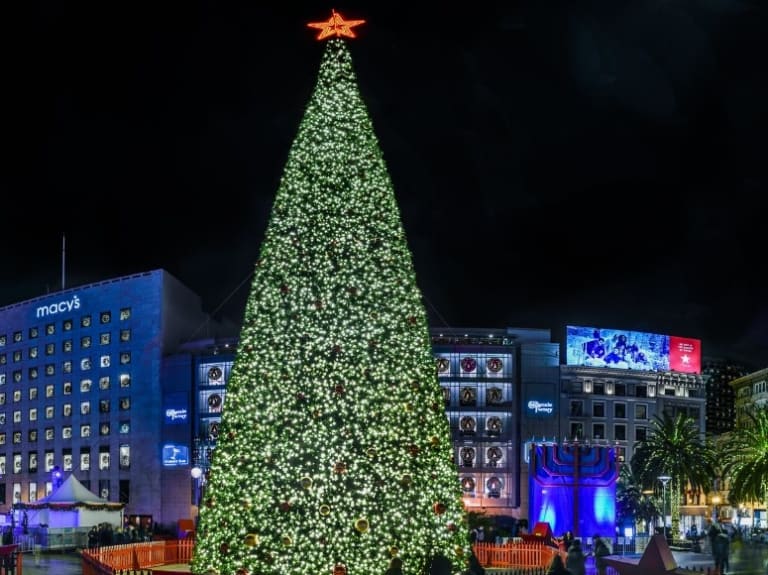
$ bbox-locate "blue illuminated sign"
[162,444,189,466]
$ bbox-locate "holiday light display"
[190,12,469,575]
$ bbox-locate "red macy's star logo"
[307,9,365,40]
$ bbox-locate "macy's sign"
[36,295,81,318]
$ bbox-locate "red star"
[307,9,366,40]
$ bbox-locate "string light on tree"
[190,10,469,575]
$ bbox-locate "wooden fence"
[82,539,194,575]
[472,540,563,569]
[82,538,566,573]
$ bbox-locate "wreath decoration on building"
[461,477,476,492]
[487,416,502,433]
[460,357,477,373]
[486,357,503,373]
[436,357,450,373]
[460,416,476,432]
[207,393,222,410]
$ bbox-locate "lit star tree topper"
[190,15,470,575]
[307,9,365,40]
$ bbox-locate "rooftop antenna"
[61,234,66,290]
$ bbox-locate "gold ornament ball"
[319,504,331,516]
[241,496,252,509]
[300,477,313,489]
[244,533,259,547]
[282,535,293,546]
[354,518,370,533]
[389,546,399,557]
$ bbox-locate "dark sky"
[2,2,767,367]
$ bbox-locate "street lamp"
[712,495,721,522]
[658,475,672,540]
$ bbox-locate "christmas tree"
[190,11,469,575]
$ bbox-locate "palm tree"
[721,406,768,507]
[616,463,660,535]
[631,412,716,539]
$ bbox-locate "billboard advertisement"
[566,325,701,374]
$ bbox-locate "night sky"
[2,3,766,366]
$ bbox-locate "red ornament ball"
[279,501,292,512]
[219,542,229,554]
[433,502,447,515]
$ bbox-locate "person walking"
[384,557,403,575]
[566,539,587,575]
[545,553,572,575]
[713,529,730,575]
[593,535,611,575]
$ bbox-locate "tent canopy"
[17,474,125,510]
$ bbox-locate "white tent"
[17,474,125,528]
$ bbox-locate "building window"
[80,358,92,371]
[28,347,38,359]
[28,430,37,442]
[62,361,72,374]
[29,387,37,400]
[63,404,72,417]
[29,408,37,421]
[80,449,90,471]
[12,391,21,403]
[45,364,55,376]
[81,401,90,415]
[63,451,73,471]
[29,327,38,339]
[13,351,21,363]
[120,352,131,365]
[120,330,131,343]
[570,400,583,416]
[100,333,111,345]
[45,428,54,441]
[62,426,72,439]
[593,402,605,418]
[29,452,38,473]
[593,423,605,439]
[63,319,73,331]
[13,332,22,343]
[119,421,130,434]
[119,445,130,469]
[635,404,648,420]
[120,308,131,321]
[119,397,130,410]
[12,432,21,445]
[0,393,4,406]
[119,480,129,504]
[570,422,584,440]
[100,312,111,324]
[29,367,38,380]
[46,323,55,336]
[593,382,605,395]
[99,400,110,414]
[0,335,5,346]
[81,316,92,328]
[13,453,21,473]
[99,449,110,470]
[614,403,627,419]
[45,343,55,355]
[615,424,627,441]
[81,336,92,349]
[636,427,647,441]
[99,377,110,390]
[63,340,72,353]
[80,380,92,393]
[13,410,21,423]
[81,425,91,438]
[120,374,131,388]
[100,423,110,436]
[99,480,110,500]
[45,406,54,419]
[100,355,110,368]
[62,382,71,395]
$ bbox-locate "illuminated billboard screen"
[566,325,701,374]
